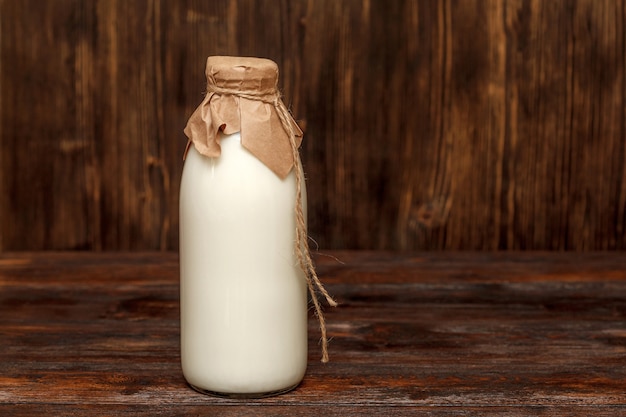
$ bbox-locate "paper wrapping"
[183,56,303,179]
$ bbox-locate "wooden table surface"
[1,251,625,416]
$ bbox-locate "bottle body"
[179,132,308,397]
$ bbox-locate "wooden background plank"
[1,0,624,251]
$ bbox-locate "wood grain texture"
[0,251,625,415]
[1,0,625,251]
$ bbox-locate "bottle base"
[188,382,300,399]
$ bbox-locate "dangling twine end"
[273,95,337,363]
[307,267,339,362]
[323,291,339,308]
[311,290,335,363]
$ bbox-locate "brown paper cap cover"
[183,56,303,178]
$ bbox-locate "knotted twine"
[184,58,337,362]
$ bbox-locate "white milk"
[179,132,308,396]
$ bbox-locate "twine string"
[208,83,337,363]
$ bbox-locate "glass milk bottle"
[179,56,333,398]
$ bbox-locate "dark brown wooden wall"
[1,0,625,251]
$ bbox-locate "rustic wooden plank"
[0,0,92,250]
[1,405,625,417]
[0,252,625,415]
[4,405,625,417]
[1,1,625,251]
